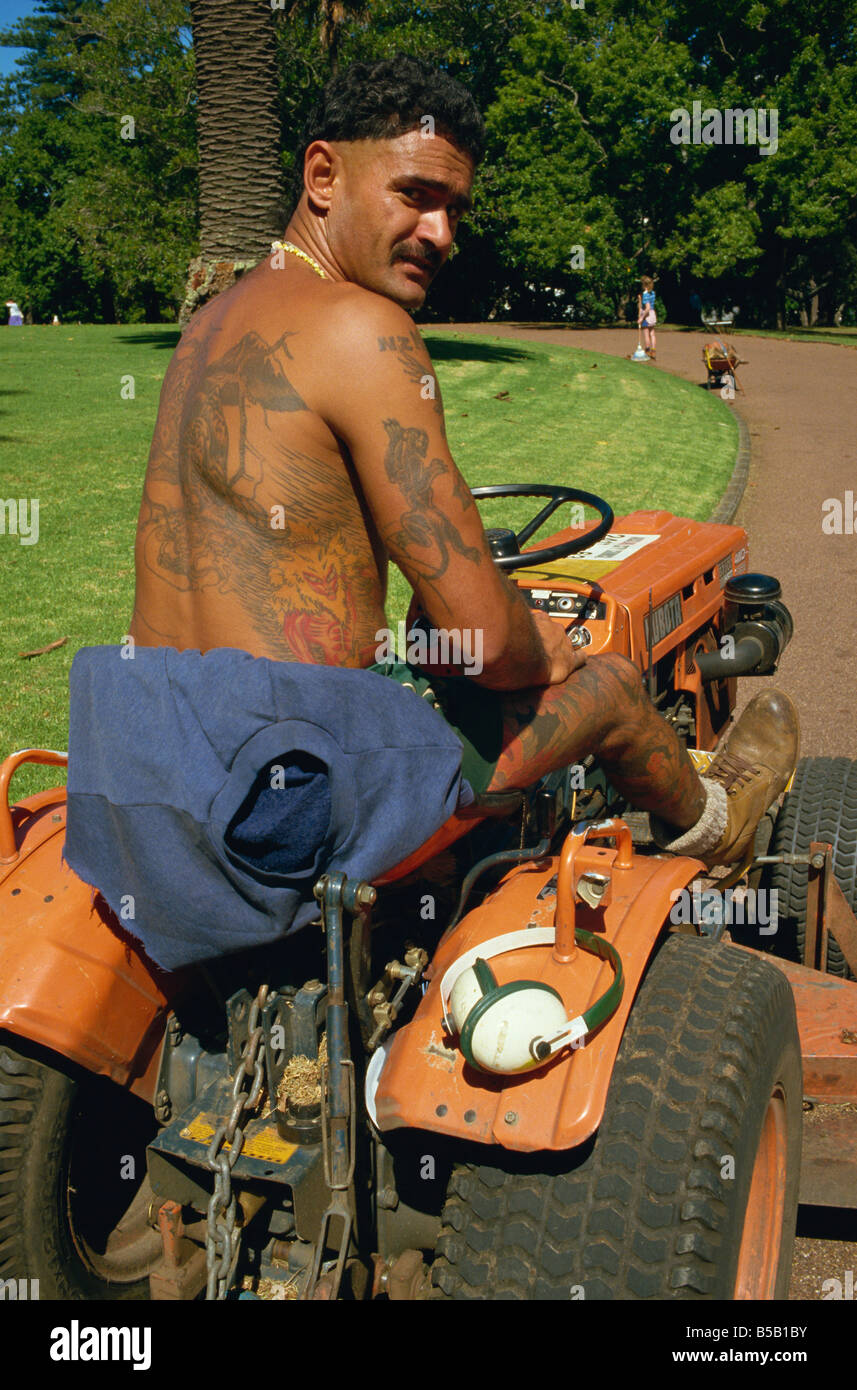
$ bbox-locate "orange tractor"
[2,484,856,1301]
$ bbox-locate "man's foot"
[701,689,799,866]
[652,689,799,868]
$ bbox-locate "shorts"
[369,659,505,795]
[641,311,657,327]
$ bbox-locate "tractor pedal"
[620,810,653,846]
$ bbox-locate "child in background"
[5,301,23,326]
[637,277,657,359]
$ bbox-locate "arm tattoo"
[452,469,475,512]
[381,418,481,603]
[378,329,445,429]
[488,657,703,832]
[377,330,426,384]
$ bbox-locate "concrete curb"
[707,404,750,525]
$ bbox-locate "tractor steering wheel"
[471,484,614,571]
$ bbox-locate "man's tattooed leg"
[487,652,705,832]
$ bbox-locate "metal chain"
[205,983,269,1300]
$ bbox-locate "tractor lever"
[303,874,373,1301]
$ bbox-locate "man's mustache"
[392,244,443,271]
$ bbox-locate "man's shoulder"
[314,281,420,354]
[179,268,421,371]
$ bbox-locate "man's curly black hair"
[290,56,486,211]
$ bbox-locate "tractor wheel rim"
[66,1089,162,1284]
[733,1085,788,1299]
[68,1174,161,1283]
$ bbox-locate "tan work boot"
[700,689,799,867]
[652,689,799,868]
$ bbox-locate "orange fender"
[373,821,704,1152]
[0,755,171,1104]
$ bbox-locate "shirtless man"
[130,56,797,868]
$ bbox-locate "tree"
[0,0,196,322]
[179,0,285,323]
[2,0,856,326]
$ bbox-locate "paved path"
[455,321,857,1302]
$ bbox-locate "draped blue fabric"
[64,646,471,970]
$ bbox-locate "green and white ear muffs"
[441,927,624,1075]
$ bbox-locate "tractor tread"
[431,936,801,1300]
[766,756,857,976]
[0,1034,157,1298]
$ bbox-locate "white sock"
[650,779,728,856]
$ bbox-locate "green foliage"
[1,0,856,325]
[0,0,195,321]
[663,183,762,279]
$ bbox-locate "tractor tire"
[765,756,857,978]
[431,934,801,1300]
[0,1035,162,1299]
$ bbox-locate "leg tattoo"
[487,654,705,831]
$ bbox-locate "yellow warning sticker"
[523,561,621,584]
[180,1115,298,1164]
[522,533,660,585]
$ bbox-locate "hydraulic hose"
[695,632,770,680]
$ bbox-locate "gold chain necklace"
[270,240,327,279]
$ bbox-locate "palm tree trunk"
[180,0,285,324]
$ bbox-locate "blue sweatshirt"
[65,646,471,970]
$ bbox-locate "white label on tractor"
[574,532,659,562]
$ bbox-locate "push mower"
[2,483,856,1301]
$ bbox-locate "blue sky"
[0,1,38,78]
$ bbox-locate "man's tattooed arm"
[377,329,445,431]
[379,416,482,608]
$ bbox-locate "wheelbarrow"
[703,337,745,394]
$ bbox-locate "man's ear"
[303,141,338,214]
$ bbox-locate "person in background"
[637,276,657,359]
[5,301,23,326]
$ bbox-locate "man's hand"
[529,607,588,684]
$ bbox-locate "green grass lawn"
[666,323,857,349]
[0,324,737,799]
[726,325,857,348]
